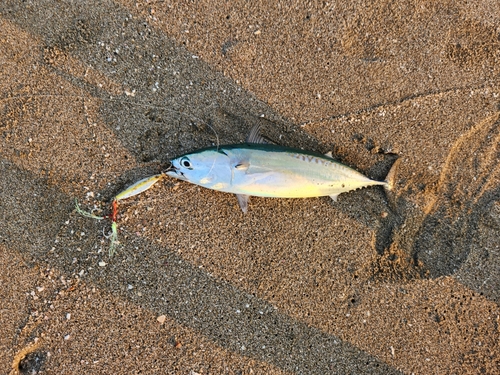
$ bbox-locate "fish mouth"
[163,161,174,172]
[163,163,187,180]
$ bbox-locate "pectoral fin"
[236,194,250,213]
[234,162,249,171]
[246,164,273,175]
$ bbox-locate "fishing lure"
[75,174,164,256]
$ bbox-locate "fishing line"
[2,93,222,254]
[1,93,221,149]
[2,93,222,177]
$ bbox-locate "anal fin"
[329,194,339,202]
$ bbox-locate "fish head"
[165,148,227,186]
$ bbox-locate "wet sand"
[1,1,499,374]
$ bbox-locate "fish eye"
[180,157,192,169]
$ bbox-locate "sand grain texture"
[1,1,499,374]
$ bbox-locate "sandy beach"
[1,1,499,374]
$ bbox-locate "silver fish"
[165,126,398,212]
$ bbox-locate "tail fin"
[384,158,400,192]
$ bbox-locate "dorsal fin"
[246,124,269,144]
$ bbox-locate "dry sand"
[1,1,499,374]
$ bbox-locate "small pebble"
[157,315,166,324]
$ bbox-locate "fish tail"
[383,158,400,192]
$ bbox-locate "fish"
[165,125,398,213]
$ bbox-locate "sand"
[1,1,499,374]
